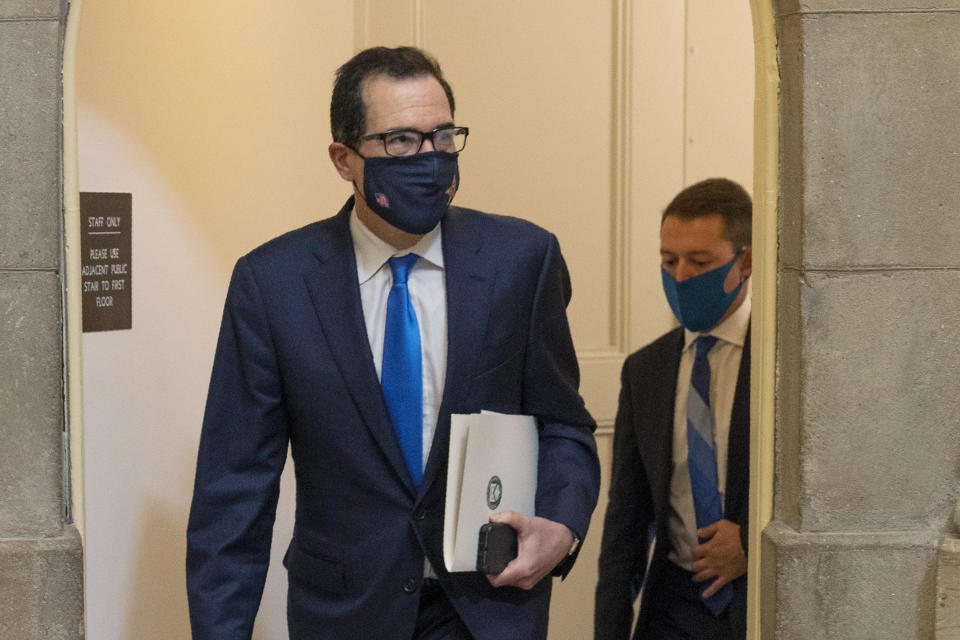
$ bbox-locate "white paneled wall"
[78,2,753,638]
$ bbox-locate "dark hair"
[661,178,752,247]
[330,46,456,148]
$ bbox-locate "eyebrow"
[383,121,456,134]
[660,249,714,257]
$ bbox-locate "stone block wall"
[3,1,960,637]
[766,2,960,638]
[0,0,84,637]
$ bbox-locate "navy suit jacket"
[186,198,600,640]
[595,326,750,639]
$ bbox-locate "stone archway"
[3,1,959,639]
[758,3,960,639]
[0,1,84,638]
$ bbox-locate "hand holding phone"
[476,522,518,574]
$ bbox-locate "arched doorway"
[60,2,780,638]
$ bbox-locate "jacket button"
[403,577,418,593]
[414,509,427,520]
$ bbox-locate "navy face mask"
[661,253,744,332]
[358,150,459,234]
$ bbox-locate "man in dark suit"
[595,178,752,640]
[186,46,600,640]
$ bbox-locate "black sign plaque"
[80,192,132,332]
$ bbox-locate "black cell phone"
[476,522,518,575]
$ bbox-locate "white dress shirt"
[667,289,751,570]
[349,210,448,474]
[349,211,447,577]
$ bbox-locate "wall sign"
[80,192,132,332]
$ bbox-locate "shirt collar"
[683,279,752,351]
[349,208,444,285]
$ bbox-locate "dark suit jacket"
[186,198,601,640]
[595,326,750,639]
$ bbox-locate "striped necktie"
[687,334,733,615]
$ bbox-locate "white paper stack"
[443,411,538,572]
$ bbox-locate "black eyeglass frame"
[356,125,469,157]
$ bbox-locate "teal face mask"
[661,254,744,332]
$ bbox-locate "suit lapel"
[650,329,685,514]
[724,324,750,520]
[303,199,416,496]
[418,208,492,496]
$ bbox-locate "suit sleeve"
[595,357,655,640]
[522,233,601,576]
[186,257,290,640]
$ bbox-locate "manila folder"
[443,411,538,572]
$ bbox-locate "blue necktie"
[382,254,423,486]
[687,335,733,615]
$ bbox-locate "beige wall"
[77,1,753,638]
[76,3,355,638]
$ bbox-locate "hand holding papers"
[443,412,538,573]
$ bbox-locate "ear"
[328,142,356,182]
[739,246,753,280]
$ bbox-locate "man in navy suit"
[595,178,752,640]
[186,46,600,640]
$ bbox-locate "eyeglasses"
[357,126,469,157]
